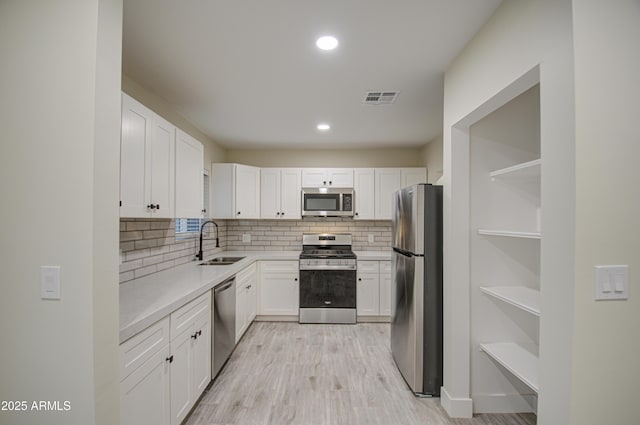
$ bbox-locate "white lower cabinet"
[356,260,392,319]
[379,261,392,316]
[235,263,257,342]
[169,328,192,425]
[357,261,380,316]
[169,291,211,425]
[120,292,211,425]
[120,318,171,425]
[258,261,299,316]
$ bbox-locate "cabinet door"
[120,93,152,218]
[401,168,427,188]
[258,261,299,315]
[149,115,175,218]
[170,330,192,425]
[379,261,392,316]
[280,168,302,219]
[175,130,204,218]
[357,261,380,316]
[120,344,171,425]
[211,163,234,219]
[301,168,328,187]
[246,274,257,322]
[353,168,375,220]
[260,168,281,219]
[327,168,354,187]
[235,282,247,343]
[375,168,402,219]
[235,164,260,218]
[191,311,211,397]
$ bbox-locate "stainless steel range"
[299,233,357,324]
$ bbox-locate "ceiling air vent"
[363,91,399,105]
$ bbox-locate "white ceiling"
[122,0,502,149]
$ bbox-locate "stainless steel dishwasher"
[212,276,236,378]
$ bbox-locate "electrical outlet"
[242,233,251,243]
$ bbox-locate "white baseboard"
[440,387,473,418]
[254,315,299,322]
[472,393,537,414]
[356,315,391,323]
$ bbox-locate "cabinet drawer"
[380,261,391,274]
[259,260,299,273]
[170,291,211,340]
[120,316,170,381]
[358,261,379,274]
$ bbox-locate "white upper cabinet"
[301,168,353,188]
[374,169,401,220]
[150,116,176,218]
[401,167,427,188]
[261,168,301,219]
[235,164,261,218]
[373,168,427,219]
[120,93,175,218]
[212,163,261,219]
[175,130,204,219]
[353,168,375,220]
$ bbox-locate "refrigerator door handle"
[392,247,424,258]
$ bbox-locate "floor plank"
[186,322,536,425]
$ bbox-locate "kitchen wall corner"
[119,218,227,283]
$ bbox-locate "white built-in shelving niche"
[470,84,541,414]
[479,342,539,393]
[479,286,540,317]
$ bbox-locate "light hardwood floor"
[186,322,536,425]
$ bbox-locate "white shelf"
[490,159,541,179]
[477,229,541,239]
[480,286,540,316]
[480,342,539,393]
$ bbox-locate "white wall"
[93,2,123,423]
[0,1,121,424]
[420,135,443,183]
[570,1,640,424]
[442,0,575,421]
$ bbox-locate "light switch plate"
[41,266,61,300]
[368,234,375,243]
[242,233,251,243]
[594,265,628,300]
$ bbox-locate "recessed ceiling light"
[317,123,331,131]
[316,36,338,51]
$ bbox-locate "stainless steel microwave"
[301,188,354,217]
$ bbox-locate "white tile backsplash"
[119,217,392,284]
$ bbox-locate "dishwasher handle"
[215,277,235,293]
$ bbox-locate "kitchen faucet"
[197,220,219,261]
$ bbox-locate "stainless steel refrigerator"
[391,183,443,396]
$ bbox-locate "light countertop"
[119,249,392,344]
[119,251,299,343]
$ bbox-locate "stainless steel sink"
[199,256,245,266]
